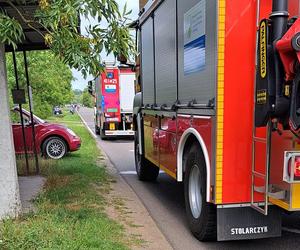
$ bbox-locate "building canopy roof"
[0,1,48,52]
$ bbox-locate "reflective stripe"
[105,130,134,136]
[216,0,226,204]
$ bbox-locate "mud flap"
[217,206,282,241]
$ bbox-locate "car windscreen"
[32,113,45,124]
[13,108,46,124]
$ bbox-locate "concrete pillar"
[0,43,21,219]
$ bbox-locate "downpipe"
[270,0,290,117]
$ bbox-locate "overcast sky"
[72,0,139,90]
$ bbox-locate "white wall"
[0,43,21,219]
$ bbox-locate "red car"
[12,108,81,159]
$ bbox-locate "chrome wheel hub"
[46,139,65,159]
[189,164,202,219]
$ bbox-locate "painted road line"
[77,111,97,139]
[120,171,138,175]
[120,170,165,175]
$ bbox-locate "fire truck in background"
[130,0,300,242]
[90,63,135,139]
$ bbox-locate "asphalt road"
[79,107,300,250]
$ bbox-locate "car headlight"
[67,128,76,137]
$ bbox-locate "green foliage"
[0,0,135,78]
[6,50,73,118]
[0,12,24,49]
[73,88,82,96]
[73,88,83,104]
[81,88,93,108]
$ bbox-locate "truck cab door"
[143,113,159,166]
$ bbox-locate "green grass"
[0,113,131,250]
[47,110,82,123]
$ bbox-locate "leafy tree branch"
[0,0,135,77]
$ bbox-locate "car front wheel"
[43,137,67,159]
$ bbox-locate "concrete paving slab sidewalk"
[18,176,45,213]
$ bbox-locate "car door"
[12,111,34,153]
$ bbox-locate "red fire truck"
[93,64,135,139]
[131,0,300,241]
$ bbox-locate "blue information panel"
[105,84,117,93]
[184,1,206,75]
[107,72,114,79]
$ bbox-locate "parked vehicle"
[93,63,135,139]
[132,0,300,242]
[53,106,62,115]
[12,107,81,159]
[69,104,76,115]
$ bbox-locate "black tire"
[42,136,67,160]
[292,32,300,51]
[134,132,159,181]
[95,125,100,135]
[184,143,216,241]
[100,127,107,140]
[98,121,108,140]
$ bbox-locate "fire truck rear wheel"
[100,131,107,140]
[184,143,216,241]
[134,132,159,181]
[100,125,107,140]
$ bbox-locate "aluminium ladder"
[251,121,272,215]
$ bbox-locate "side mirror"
[29,121,36,127]
[117,54,128,64]
[25,120,32,127]
[88,81,93,95]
